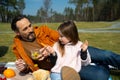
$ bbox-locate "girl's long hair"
[57,20,80,56]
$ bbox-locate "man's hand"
[15,59,27,72]
[37,46,55,61]
[45,46,55,55]
[37,47,47,61]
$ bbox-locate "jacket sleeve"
[12,44,21,59]
[81,50,91,66]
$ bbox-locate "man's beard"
[27,32,36,42]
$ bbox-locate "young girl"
[48,20,91,80]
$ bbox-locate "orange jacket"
[12,25,59,72]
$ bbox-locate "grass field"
[0,21,120,62]
[0,21,120,79]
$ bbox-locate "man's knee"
[103,50,113,59]
[96,68,109,78]
[88,46,113,59]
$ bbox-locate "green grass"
[0,21,120,79]
[79,33,120,54]
[0,21,120,62]
[34,21,115,29]
[76,22,115,29]
[0,23,12,31]
[0,33,15,62]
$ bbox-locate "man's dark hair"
[11,15,28,31]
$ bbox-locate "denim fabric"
[50,46,118,80]
[79,65,110,80]
[51,65,110,80]
[88,46,120,69]
[50,72,61,80]
[109,76,113,80]
[50,66,111,80]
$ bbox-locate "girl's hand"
[80,40,88,52]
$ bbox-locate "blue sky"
[23,0,75,16]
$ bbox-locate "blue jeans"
[51,46,118,80]
[79,65,110,80]
[88,46,120,69]
[50,72,61,80]
[51,65,110,80]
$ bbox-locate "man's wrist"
[20,64,30,73]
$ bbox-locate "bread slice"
[32,69,50,80]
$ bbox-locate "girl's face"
[58,31,70,45]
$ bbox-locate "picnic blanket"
[0,62,32,80]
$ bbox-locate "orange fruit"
[3,68,16,78]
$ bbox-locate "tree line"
[0,0,120,23]
[0,0,25,22]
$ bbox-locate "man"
[11,15,59,73]
[11,15,120,80]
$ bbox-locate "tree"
[64,7,75,20]
[17,0,25,14]
[37,0,52,23]
[69,0,84,21]
[0,0,25,22]
[37,7,46,22]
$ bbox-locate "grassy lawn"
[35,21,115,29]
[79,33,120,54]
[0,21,120,79]
[0,33,15,62]
[0,21,120,62]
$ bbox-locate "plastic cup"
[31,49,41,60]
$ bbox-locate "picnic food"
[0,77,6,80]
[33,69,50,80]
[31,49,42,60]
[0,74,7,80]
[40,43,46,47]
[3,68,16,78]
[31,43,46,60]
[34,64,38,67]
[31,51,39,60]
[27,69,50,80]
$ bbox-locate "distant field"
[0,21,117,31]
[34,21,115,29]
[0,21,120,62]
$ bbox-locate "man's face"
[16,18,36,41]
